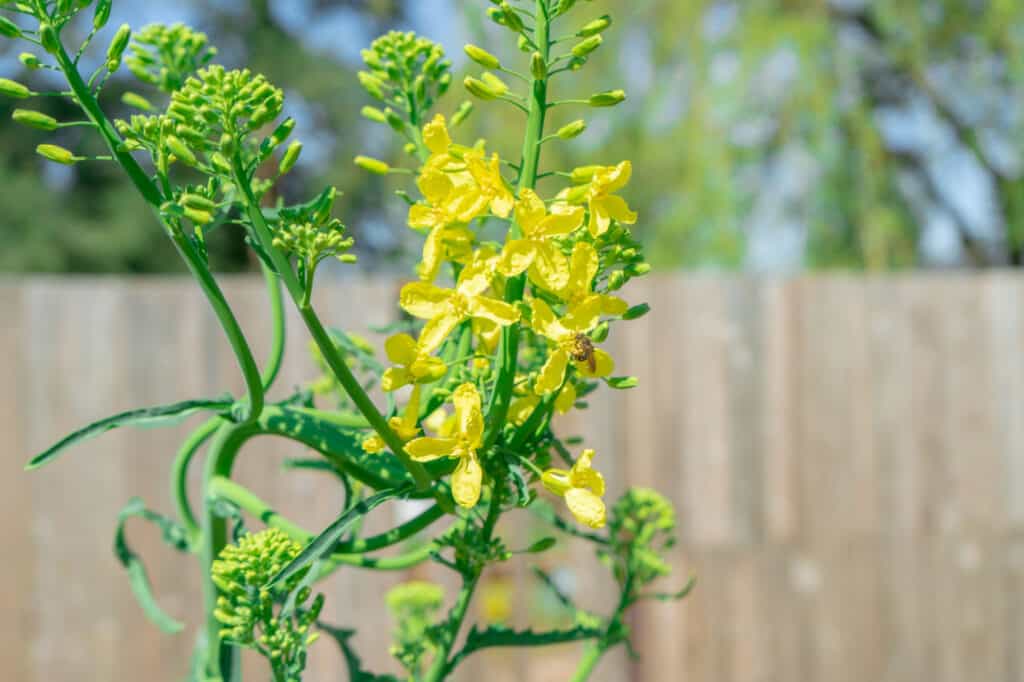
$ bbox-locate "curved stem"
[260,261,286,390]
[171,416,223,546]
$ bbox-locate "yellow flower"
[530,297,615,395]
[542,449,606,528]
[423,406,455,437]
[558,241,628,316]
[388,385,423,442]
[362,434,385,454]
[449,149,514,222]
[381,332,448,391]
[567,161,637,238]
[498,189,583,292]
[408,170,475,282]
[400,257,519,353]
[406,383,485,508]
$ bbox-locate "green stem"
[484,0,551,448]
[260,261,286,390]
[51,38,265,425]
[172,416,222,547]
[570,643,605,682]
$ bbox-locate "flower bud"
[451,100,474,127]
[556,0,577,15]
[12,109,58,131]
[165,136,197,166]
[498,3,525,32]
[19,53,42,69]
[357,71,385,100]
[480,72,508,96]
[623,303,651,320]
[591,321,610,343]
[354,155,390,175]
[530,52,547,80]
[0,78,31,99]
[571,35,603,58]
[626,262,651,277]
[278,141,302,175]
[0,16,22,38]
[589,89,626,107]
[36,143,78,165]
[578,15,612,37]
[607,270,626,291]
[464,76,498,100]
[517,35,531,52]
[464,44,500,70]
[557,119,586,139]
[183,207,213,225]
[39,23,60,55]
[361,106,387,124]
[106,24,131,70]
[121,92,152,111]
[180,193,217,212]
[93,0,112,30]
[570,165,601,183]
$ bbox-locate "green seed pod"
[36,144,77,165]
[572,35,603,58]
[165,136,197,166]
[12,109,58,131]
[464,76,497,100]
[578,15,612,37]
[530,52,547,80]
[0,78,31,99]
[451,100,474,127]
[39,23,61,55]
[121,92,153,111]
[361,106,387,124]
[106,24,132,68]
[19,53,42,69]
[557,119,587,139]
[279,141,302,175]
[589,89,626,107]
[464,44,500,70]
[93,0,112,30]
[0,16,22,38]
[354,155,390,175]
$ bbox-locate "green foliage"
[385,581,446,676]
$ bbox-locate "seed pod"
[361,106,387,124]
[0,78,31,99]
[12,109,58,131]
[39,23,61,55]
[36,144,78,165]
[588,89,626,107]
[0,16,21,38]
[106,24,131,70]
[578,15,612,37]
[530,52,547,80]
[557,119,587,139]
[278,141,302,175]
[354,156,390,175]
[451,100,474,127]
[165,136,197,166]
[93,0,112,30]
[121,92,152,111]
[571,35,603,58]
[19,53,42,69]
[465,44,500,70]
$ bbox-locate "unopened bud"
[464,44,500,70]
[571,35,603,58]
[19,53,42,69]
[180,193,217,212]
[183,207,214,225]
[556,0,578,15]
[570,165,602,183]
[451,100,474,127]
[0,16,22,38]
[0,78,31,99]
[357,71,385,100]
[626,262,651,277]
[464,76,498,101]
[93,0,112,30]
[383,108,406,133]
[557,119,586,139]
[39,23,60,55]
[165,136,197,166]
[499,2,525,31]
[517,35,531,52]
[12,109,58,131]
[578,15,612,37]
[607,270,626,291]
[36,143,78,165]
[588,89,626,107]
[530,52,547,80]
[354,155,390,175]
[480,72,508,96]
[591,321,610,343]
[361,106,387,124]
[106,24,131,70]
[121,92,152,111]
[279,141,302,174]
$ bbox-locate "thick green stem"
[51,39,265,424]
[172,416,222,546]
[484,0,551,448]
[570,643,605,682]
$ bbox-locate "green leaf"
[114,498,188,634]
[26,398,232,470]
[317,623,399,682]
[605,376,639,390]
[269,485,412,587]
[523,537,557,553]
[645,573,698,602]
[451,624,602,667]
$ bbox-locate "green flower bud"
[517,35,531,52]
[354,155,390,175]
[589,89,626,107]
[623,303,651,320]
[626,262,651,277]
[403,142,417,155]
[39,23,61,55]
[106,24,131,69]
[530,52,547,80]
[480,72,508,96]
[607,270,626,291]
[572,35,603,58]
[0,16,22,38]
[464,44,500,70]
[0,78,32,99]
[570,165,602,183]
[267,118,295,148]
[557,119,587,139]
[12,109,58,131]
[165,136,197,166]
[93,0,112,30]
[464,76,498,100]
[183,207,214,225]
[357,71,385,100]
[180,193,217,212]
[361,106,387,124]
[451,100,474,127]
[499,2,525,32]
[591,321,610,343]
[36,144,78,165]
[19,53,42,69]
[556,0,578,15]
[279,141,302,175]
[121,92,153,111]
[579,15,612,37]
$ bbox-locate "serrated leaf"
[605,376,639,390]
[26,398,232,470]
[453,624,602,666]
[317,623,399,682]
[269,485,412,587]
[114,497,188,634]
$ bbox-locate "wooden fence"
[2,275,1023,682]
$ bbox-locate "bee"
[569,333,597,373]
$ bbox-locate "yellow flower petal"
[419,310,462,353]
[600,194,638,224]
[408,204,439,230]
[570,449,605,496]
[598,294,629,317]
[361,434,385,454]
[400,282,452,319]
[589,197,613,237]
[603,160,632,193]
[514,189,546,235]
[509,395,540,425]
[529,242,570,292]
[565,487,606,528]
[577,347,614,378]
[535,204,584,238]
[562,296,603,333]
[385,333,418,365]
[554,383,576,414]
[453,382,483,446]
[405,436,458,461]
[566,242,600,300]
[417,169,454,205]
[410,355,447,382]
[452,451,483,508]
[381,366,411,392]
[456,258,494,298]
[423,114,451,155]
[541,468,572,496]
[468,295,520,327]
[498,239,537,277]
[530,298,567,342]
[535,348,569,395]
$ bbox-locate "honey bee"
[569,333,597,373]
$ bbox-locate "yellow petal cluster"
[382,332,447,391]
[542,449,606,528]
[531,297,615,395]
[564,161,638,237]
[498,189,584,292]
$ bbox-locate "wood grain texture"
[1,274,1021,681]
